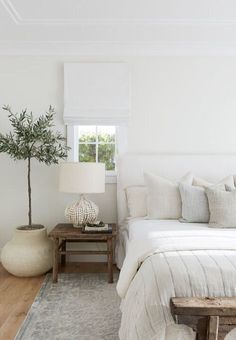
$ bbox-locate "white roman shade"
[64,63,130,125]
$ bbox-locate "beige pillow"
[144,172,193,219]
[226,184,235,192]
[179,182,226,223]
[234,175,236,187]
[206,187,236,228]
[125,186,148,218]
[193,176,212,188]
[193,175,235,188]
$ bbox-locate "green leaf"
[0,105,70,164]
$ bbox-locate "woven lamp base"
[65,195,99,228]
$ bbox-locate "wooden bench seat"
[170,297,236,340]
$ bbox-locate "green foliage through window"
[78,127,116,171]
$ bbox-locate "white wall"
[129,56,236,153]
[1,55,236,258]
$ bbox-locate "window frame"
[78,125,116,170]
[67,125,127,184]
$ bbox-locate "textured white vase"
[1,225,53,277]
[65,195,99,227]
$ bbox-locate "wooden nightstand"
[49,223,116,283]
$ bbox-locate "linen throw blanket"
[117,229,236,340]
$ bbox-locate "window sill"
[106,171,117,184]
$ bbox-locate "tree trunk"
[28,157,32,226]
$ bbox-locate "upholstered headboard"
[117,153,236,225]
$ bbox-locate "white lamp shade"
[59,162,105,194]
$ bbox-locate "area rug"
[15,273,121,340]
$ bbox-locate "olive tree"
[0,105,69,227]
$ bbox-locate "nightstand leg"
[52,237,59,283]
[107,238,113,283]
[61,240,66,266]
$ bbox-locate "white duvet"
[117,220,236,340]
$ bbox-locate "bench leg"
[207,316,219,340]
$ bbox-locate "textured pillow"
[179,183,210,223]
[192,177,212,188]
[179,182,226,223]
[144,172,193,219]
[125,186,148,218]
[225,184,235,192]
[193,175,235,188]
[206,187,236,228]
[233,175,236,188]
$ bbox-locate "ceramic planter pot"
[1,225,53,277]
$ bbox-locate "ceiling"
[1,0,236,55]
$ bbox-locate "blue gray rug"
[15,273,121,340]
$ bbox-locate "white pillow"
[125,186,148,218]
[144,172,193,219]
[206,187,236,228]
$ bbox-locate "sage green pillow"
[179,183,209,223]
[206,187,236,228]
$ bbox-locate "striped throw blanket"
[117,229,236,340]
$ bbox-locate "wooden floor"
[0,263,118,340]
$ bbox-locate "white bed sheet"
[116,218,211,268]
[117,219,236,340]
[126,218,210,241]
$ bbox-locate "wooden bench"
[170,297,236,340]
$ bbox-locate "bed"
[115,154,236,340]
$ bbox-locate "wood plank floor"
[0,263,118,340]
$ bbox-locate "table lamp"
[59,162,105,227]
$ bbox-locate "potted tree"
[0,106,69,276]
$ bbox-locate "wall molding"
[2,0,236,56]
[1,40,236,56]
[1,0,20,24]
[3,0,236,26]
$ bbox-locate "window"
[67,124,127,183]
[78,126,116,171]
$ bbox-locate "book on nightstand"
[82,223,112,234]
